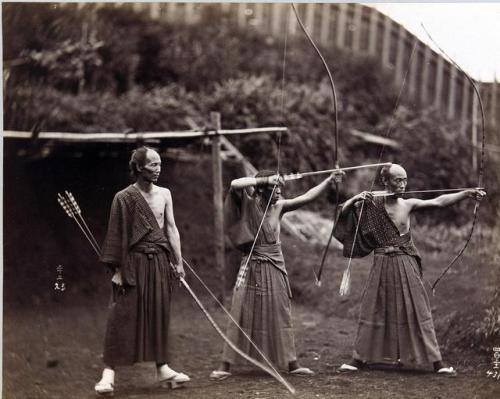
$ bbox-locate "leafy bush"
[4,2,499,224]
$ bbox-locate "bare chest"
[141,192,166,229]
[384,201,410,235]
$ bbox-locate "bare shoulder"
[402,197,422,210]
[157,186,172,201]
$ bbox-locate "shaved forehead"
[145,148,160,162]
[388,164,407,177]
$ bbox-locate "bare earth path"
[4,287,499,399]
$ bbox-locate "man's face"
[261,184,282,205]
[385,165,407,195]
[138,150,162,183]
[271,185,282,204]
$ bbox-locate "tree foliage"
[3,3,498,224]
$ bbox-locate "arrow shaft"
[284,162,391,181]
[372,187,482,197]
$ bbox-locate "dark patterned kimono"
[100,185,173,366]
[334,197,442,365]
[222,187,297,369]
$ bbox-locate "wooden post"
[336,3,347,48]
[472,89,478,173]
[491,76,498,127]
[381,15,392,68]
[394,24,406,85]
[166,3,177,23]
[271,3,283,36]
[237,3,247,28]
[254,2,264,27]
[319,3,331,45]
[434,55,444,108]
[150,3,160,20]
[305,3,315,36]
[368,7,378,56]
[447,65,457,119]
[420,46,431,104]
[211,112,225,303]
[460,76,470,136]
[352,3,362,52]
[408,38,419,98]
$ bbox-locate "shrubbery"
[5,3,498,225]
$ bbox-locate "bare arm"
[408,189,486,211]
[341,191,373,214]
[164,189,184,278]
[230,175,279,190]
[281,173,340,213]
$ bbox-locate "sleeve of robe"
[334,202,375,258]
[224,187,255,250]
[100,194,127,270]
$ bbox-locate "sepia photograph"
[2,2,500,398]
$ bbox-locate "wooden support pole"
[491,76,498,127]
[305,3,315,36]
[381,15,392,68]
[420,45,431,104]
[319,3,331,45]
[408,38,419,97]
[368,7,378,56]
[336,3,347,48]
[394,24,406,86]
[434,55,444,108]
[237,3,247,28]
[472,89,478,173]
[460,76,471,136]
[211,112,226,303]
[447,65,457,119]
[352,3,362,52]
[271,3,283,36]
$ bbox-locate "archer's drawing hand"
[466,188,486,201]
[267,174,285,187]
[330,170,346,184]
[353,191,373,203]
[111,268,123,286]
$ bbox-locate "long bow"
[57,192,295,394]
[421,25,486,292]
[290,3,340,286]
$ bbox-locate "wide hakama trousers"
[354,252,442,365]
[103,249,171,366]
[222,259,297,369]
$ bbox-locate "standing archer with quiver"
[95,147,190,395]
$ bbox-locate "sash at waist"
[374,246,412,256]
[131,241,170,259]
[245,242,283,259]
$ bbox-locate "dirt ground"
[3,151,499,398]
[4,286,499,399]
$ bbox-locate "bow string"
[290,3,340,286]
[421,25,486,292]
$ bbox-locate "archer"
[95,147,190,395]
[210,169,344,380]
[335,163,485,376]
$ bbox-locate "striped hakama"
[100,185,174,366]
[222,245,297,369]
[222,187,297,370]
[335,197,442,366]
